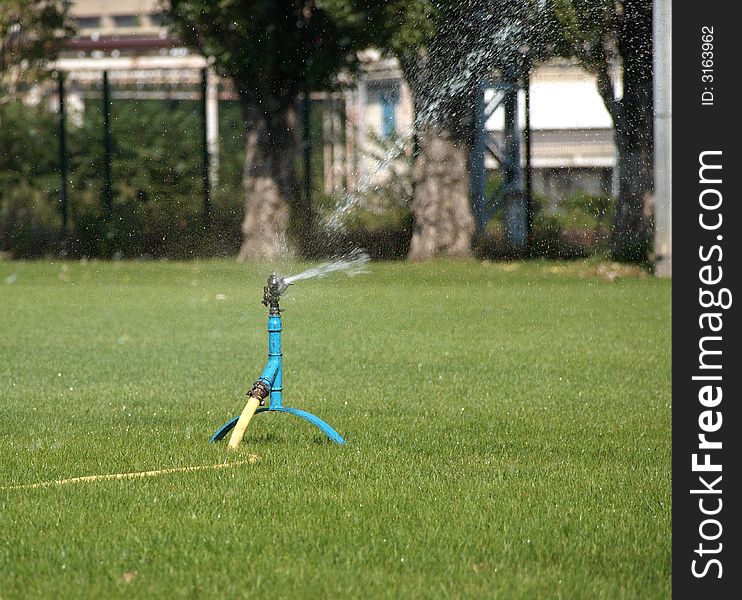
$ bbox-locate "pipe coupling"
[248,380,271,405]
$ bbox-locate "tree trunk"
[399,47,477,261]
[408,129,475,260]
[237,104,306,261]
[606,0,654,263]
[610,124,653,262]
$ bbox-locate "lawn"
[0,259,671,599]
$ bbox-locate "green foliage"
[366,0,437,59]
[0,101,62,254]
[1,1,74,97]
[553,0,652,78]
[0,98,247,258]
[0,96,619,262]
[380,0,557,68]
[165,0,389,108]
[553,0,614,70]
[479,180,617,259]
[561,190,616,230]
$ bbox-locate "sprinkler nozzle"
[262,272,290,309]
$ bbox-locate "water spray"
[210,271,347,449]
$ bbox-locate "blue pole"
[502,67,525,248]
[57,72,69,234]
[257,314,283,407]
[102,70,113,221]
[469,80,486,232]
[200,68,211,228]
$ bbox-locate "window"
[380,93,398,138]
[367,81,400,139]
[150,12,171,27]
[112,14,140,28]
[75,17,101,29]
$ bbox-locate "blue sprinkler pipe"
[210,273,346,445]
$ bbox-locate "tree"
[165,1,381,259]
[380,1,475,260]
[555,0,653,262]
[1,1,72,100]
[380,1,551,260]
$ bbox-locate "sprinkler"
[210,272,346,449]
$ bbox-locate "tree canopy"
[1,0,72,97]
[166,1,386,112]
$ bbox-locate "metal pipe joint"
[248,380,271,406]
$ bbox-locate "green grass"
[0,259,671,599]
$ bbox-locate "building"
[351,57,618,203]
[510,61,617,200]
[69,0,167,41]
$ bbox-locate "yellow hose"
[227,396,261,451]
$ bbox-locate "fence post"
[302,91,312,208]
[57,71,68,233]
[200,68,211,228]
[524,68,533,242]
[102,71,113,220]
[502,66,526,249]
[653,0,672,276]
[469,80,486,232]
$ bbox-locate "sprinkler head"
[262,272,290,309]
